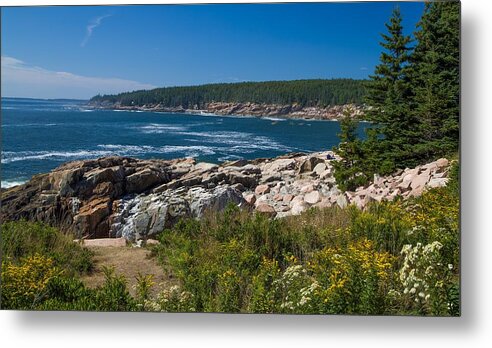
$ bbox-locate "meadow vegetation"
[1,161,458,315]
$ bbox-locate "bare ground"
[80,245,178,297]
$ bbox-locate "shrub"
[1,221,93,275]
[1,254,60,309]
[395,241,459,316]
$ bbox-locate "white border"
[2,0,491,347]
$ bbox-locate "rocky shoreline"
[0,152,450,242]
[88,101,365,120]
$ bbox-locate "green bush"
[151,170,459,315]
[1,221,94,275]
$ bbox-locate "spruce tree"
[411,1,460,160]
[364,6,418,174]
[332,107,369,191]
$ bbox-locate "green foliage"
[362,6,419,177]
[411,1,460,161]
[140,285,196,312]
[90,79,367,108]
[333,3,460,190]
[1,259,138,311]
[150,175,459,315]
[333,108,371,191]
[1,220,94,276]
[2,175,459,314]
[1,254,60,309]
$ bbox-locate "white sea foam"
[1,150,114,164]
[97,144,217,157]
[139,123,188,133]
[263,117,287,122]
[217,155,244,162]
[1,180,27,188]
[2,123,58,128]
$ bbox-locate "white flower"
[448,264,453,270]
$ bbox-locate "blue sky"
[1,2,424,99]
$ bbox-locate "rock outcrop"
[89,101,365,121]
[0,152,452,242]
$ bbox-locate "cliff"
[88,101,365,120]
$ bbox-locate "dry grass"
[80,245,177,297]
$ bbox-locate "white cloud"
[1,56,156,99]
[81,14,112,47]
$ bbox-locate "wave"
[2,123,58,128]
[97,144,216,157]
[1,180,28,188]
[175,130,294,153]
[1,150,114,164]
[262,117,287,122]
[138,123,189,133]
[217,154,244,162]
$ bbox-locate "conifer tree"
[332,108,369,191]
[364,6,418,174]
[411,1,460,160]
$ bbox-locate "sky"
[1,2,425,99]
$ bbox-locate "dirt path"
[80,245,178,297]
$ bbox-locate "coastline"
[87,101,366,121]
[1,150,450,242]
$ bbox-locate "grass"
[80,245,177,297]
[1,161,460,314]
[1,220,94,276]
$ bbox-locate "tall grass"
[1,220,94,275]
[150,162,460,315]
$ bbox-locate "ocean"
[1,97,369,188]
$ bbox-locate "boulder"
[126,168,167,194]
[255,184,270,195]
[188,185,245,218]
[261,158,296,173]
[300,184,314,193]
[228,172,258,188]
[291,201,309,215]
[304,191,320,204]
[256,203,276,217]
[410,172,431,190]
[194,162,219,173]
[273,194,284,202]
[297,157,324,174]
[427,177,449,188]
[243,193,256,206]
[314,198,332,209]
[320,169,332,179]
[283,194,294,203]
[313,163,327,176]
[436,158,449,168]
[336,195,348,209]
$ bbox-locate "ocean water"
[1,98,369,188]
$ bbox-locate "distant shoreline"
[87,101,366,122]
